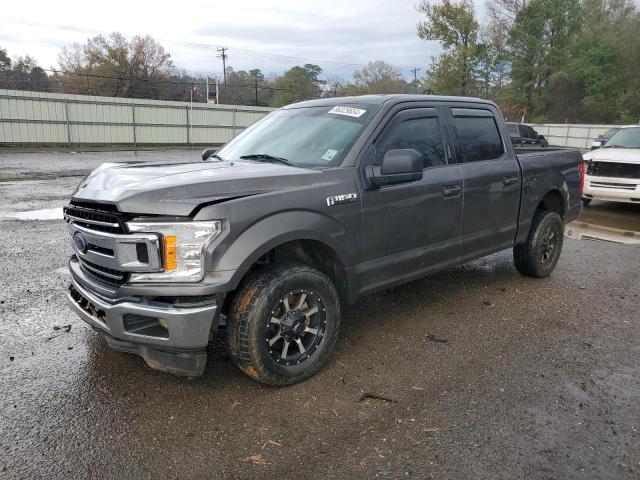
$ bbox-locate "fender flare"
[210,210,349,291]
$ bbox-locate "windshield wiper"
[239,153,293,166]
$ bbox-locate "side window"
[525,126,536,139]
[452,111,505,163]
[375,116,446,170]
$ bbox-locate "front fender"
[208,210,350,291]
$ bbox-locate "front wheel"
[227,263,341,386]
[514,210,564,278]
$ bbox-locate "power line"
[229,47,367,68]
[20,68,323,94]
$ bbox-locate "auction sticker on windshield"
[328,106,367,118]
[321,149,339,162]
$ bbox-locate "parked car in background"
[582,125,640,206]
[590,127,620,150]
[506,123,549,148]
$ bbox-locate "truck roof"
[284,94,497,109]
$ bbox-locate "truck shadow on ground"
[83,248,526,392]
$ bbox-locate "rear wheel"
[227,263,340,386]
[514,210,564,278]
[582,198,592,207]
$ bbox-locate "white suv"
[582,125,640,206]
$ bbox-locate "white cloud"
[0,0,486,81]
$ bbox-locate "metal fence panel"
[528,123,623,149]
[0,88,272,146]
[1,88,626,150]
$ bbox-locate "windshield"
[603,127,640,149]
[602,128,619,140]
[216,105,377,167]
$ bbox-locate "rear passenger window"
[375,116,445,170]
[452,111,504,162]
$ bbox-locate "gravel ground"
[1,154,639,479]
[0,149,202,180]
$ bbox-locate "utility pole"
[254,78,259,106]
[410,67,422,93]
[217,47,228,103]
[206,76,209,103]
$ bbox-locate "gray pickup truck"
[64,95,583,385]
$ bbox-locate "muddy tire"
[227,263,341,386]
[513,210,564,278]
[582,198,592,207]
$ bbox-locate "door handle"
[442,184,462,198]
[503,176,518,186]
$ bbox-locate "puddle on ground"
[565,221,640,245]
[0,207,64,221]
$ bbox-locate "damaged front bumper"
[66,262,218,376]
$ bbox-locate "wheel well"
[538,190,565,218]
[222,240,348,316]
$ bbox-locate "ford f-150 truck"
[64,95,583,385]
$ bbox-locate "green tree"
[56,33,175,99]
[507,0,582,119]
[270,65,323,107]
[0,51,57,92]
[0,47,10,71]
[347,60,408,94]
[417,0,482,95]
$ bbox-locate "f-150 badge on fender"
[326,193,358,206]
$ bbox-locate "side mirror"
[367,149,423,187]
[201,148,218,161]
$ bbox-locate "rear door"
[358,106,463,294]
[447,107,521,261]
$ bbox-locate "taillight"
[579,161,586,194]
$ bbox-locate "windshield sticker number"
[328,106,367,118]
[322,149,339,162]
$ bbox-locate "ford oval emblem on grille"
[73,232,87,253]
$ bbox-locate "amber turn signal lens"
[164,235,177,270]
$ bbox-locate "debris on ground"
[357,392,397,403]
[425,335,448,344]
[261,439,282,449]
[423,427,440,433]
[244,454,268,465]
[46,324,73,341]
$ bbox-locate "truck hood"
[583,148,640,163]
[71,160,322,216]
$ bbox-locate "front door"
[358,107,463,295]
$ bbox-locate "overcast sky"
[0,0,486,81]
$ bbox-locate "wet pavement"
[1,151,639,479]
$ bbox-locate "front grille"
[590,181,637,190]
[79,258,128,286]
[64,202,125,234]
[587,162,640,179]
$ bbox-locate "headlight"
[126,220,223,283]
